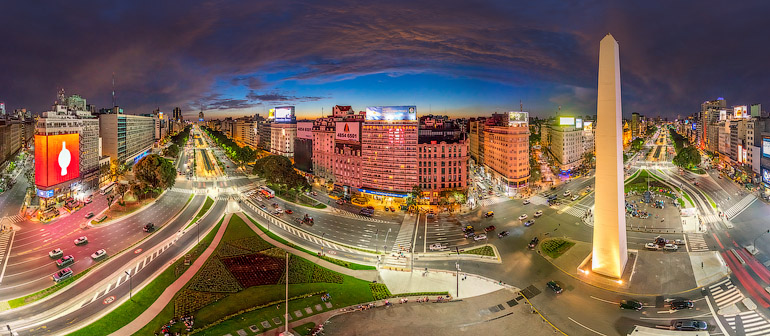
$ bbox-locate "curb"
[92,189,171,227]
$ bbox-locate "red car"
[484,225,496,232]
[285,209,293,214]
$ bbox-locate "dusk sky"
[1,1,768,120]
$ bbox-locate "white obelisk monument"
[591,34,628,278]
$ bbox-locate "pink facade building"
[360,117,419,196]
[312,117,335,185]
[418,140,468,203]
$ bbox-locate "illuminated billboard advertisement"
[719,109,727,121]
[763,138,770,158]
[336,122,361,142]
[583,121,593,131]
[559,117,575,125]
[35,134,80,188]
[734,105,748,119]
[268,108,275,120]
[36,188,54,198]
[764,169,770,185]
[692,123,696,130]
[575,118,583,128]
[507,111,528,126]
[274,106,295,123]
[365,106,417,121]
[297,122,313,140]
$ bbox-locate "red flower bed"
[221,253,285,287]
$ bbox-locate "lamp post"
[375,229,379,254]
[383,228,392,252]
[455,247,460,299]
[284,251,289,334]
[125,271,133,301]
[197,219,200,245]
[321,232,326,256]
[753,230,770,253]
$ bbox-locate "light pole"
[125,271,133,301]
[753,230,770,253]
[455,247,460,299]
[321,232,326,256]
[197,220,200,245]
[284,251,289,334]
[375,229,379,254]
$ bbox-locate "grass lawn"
[9,268,93,309]
[70,217,224,336]
[540,238,575,259]
[460,245,495,257]
[138,214,377,336]
[187,196,214,229]
[98,194,157,225]
[704,193,717,209]
[293,322,316,336]
[243,214,376,270]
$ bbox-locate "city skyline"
[1,1,769,120]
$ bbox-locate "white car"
[74,236,88,245]
[49,248,63,258]
[518,214,528,221]
[91,249,107,259]
[474,234,487,241]
[645,243,659,250]
[571,195,579,201]
[663,244,678,251]
[523,199,531,205]
[563,190,571,197]
[534,210,543,218]
[429,243,444,251]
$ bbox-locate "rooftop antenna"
[57,88,65,104]
[112,72,116,107]
[520,100,523,112]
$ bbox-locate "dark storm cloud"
[1,0,769,118]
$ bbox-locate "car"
[285,209,293,214]
[366,206,375,210]
[671,319,708,331]
[56,255,74,267]
[474,234,487,241]
[645,242,659,250]
[497,231,510,238]
[571,195,579,201]
[91,249,107,259]
[528,237,539,248]
[619,300,643,310]
[384,207,390,212]
[143,223,155,232]
[390,206,396,212]
[85,198,92,204]
[484,211,494,218]
[523,199,531,205]
[484,225,496,232]
[534,210,543,218]
[427,212,435,219]
[668,299,694,310]
[663,243,678,251]
[524,219,535,227]
[563,190,571,197]
[336,200,344,205]
[74,236,88,245]
[84,211,95,219]
[311,191,318,196]
[546,281,563,294]
[53,268,73,283]
[429,243,444,251]
[49,248,63,258]
[464,231,476,238]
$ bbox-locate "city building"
[312,117,335,185]
[543,117,587,172]
[172,107,182,122]
[417,115,468,204]
[699,98,726,150]
[233,117,258,149]
[468,118,486,165]
[631,112,640,138]
[482,112,530,195]
[0,121,21,168]
[257,119,272,152]
[98,113,155,165]
[294,121,314,174]
[333,118,364,196]
[360,106,419,198]
[270,123,297,157]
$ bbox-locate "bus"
[259,186,275,199]
[100,182,116,195]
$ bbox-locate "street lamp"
[375,229,379,254]
[455,247,460,299]
[125,271,133,301]
[321,232,326,256]
[383,228,392,252]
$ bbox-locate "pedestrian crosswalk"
[5,215,23,223]
[710,278,743,308]
[724,194,757,220]
[724,311,770,336]
[382,215,416,270]
[329,208,390,224]
[686,233,709,252]
[530,195,547,205]
[561,206,585,218]
[0,231,14,283]
[477,197,507,208]
[701,214,720,224]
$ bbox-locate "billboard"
[763,138,770,158]
[36,188,54,198]
[507,111,528,126]
[336,122,361,142]
[583,121,593,131]
[559,117,575,125]
[719,109,727,121]
[35,134,80,188]
[297,122,313,140]
[734,106,748,119]
[764,168,770,185]
[274,106,295,123]
[268,108,275,120]
[575,118,583,129]
[365,106,416,121]
[692,123,696,131]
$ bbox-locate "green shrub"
[369,283,391,300]
[540,239,575,259]
[229,235,273,253]
[174,289,227,316]
[188,258,243,293]
[461,246,495,257]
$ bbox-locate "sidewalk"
[110,212,233,336]
[379,269,510,299]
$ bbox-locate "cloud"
[246,91,325,103]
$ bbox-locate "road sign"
[134,248,143,254]
[103,296,115,304]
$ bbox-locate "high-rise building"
[417,115,468,203]
[468,118,486,165]
[333,117,364,196]
[482,112,530,194]
[630,112,640,138]
[545,119,586,172]
[360,106,419,196]
[99,113,155,165]
[312,117,335,185]
[173,107,182,122]
[270,123,297,157]
[699,98,726,150]
[294,121,314,174]
[233,117,258,149]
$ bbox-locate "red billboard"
[35,134,80,188]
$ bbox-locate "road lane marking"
[589,296,618,304]
[568,317,606,336]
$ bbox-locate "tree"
[631,138,644,151]
[673,146,701,169]
[164,144,180,158]
[583,151,595,168]
[135,154,177,190]
[116,183,128,198]
[106,195,115,209]
[252,155,309,191]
